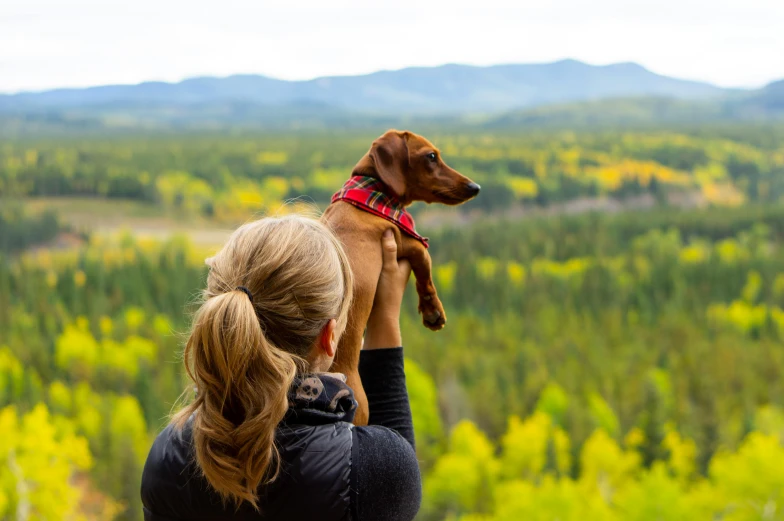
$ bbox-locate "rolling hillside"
[0,59,728,114]
[486,80,784,128]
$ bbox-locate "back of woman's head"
[174,215,353,509]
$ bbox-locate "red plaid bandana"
[331,176,429,248]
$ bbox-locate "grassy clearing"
[25,197,233,246]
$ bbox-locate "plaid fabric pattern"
[331,176,429,248]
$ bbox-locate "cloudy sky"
[2,0,783,93]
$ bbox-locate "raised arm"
[350,229,421,521]
[361,228,415,444]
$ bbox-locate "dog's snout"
[466,182,481,197]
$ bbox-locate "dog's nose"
[466,182,481,196]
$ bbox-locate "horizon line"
[1,57,760,97]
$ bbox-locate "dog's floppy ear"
[370,130,409,198]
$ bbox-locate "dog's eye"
[426,152,437,162]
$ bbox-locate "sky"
[2,0,783,94]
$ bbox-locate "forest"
[3,125,784,218]
[2,126,784,520]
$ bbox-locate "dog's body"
[322,130,479,425]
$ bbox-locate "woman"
[141,215,421,521]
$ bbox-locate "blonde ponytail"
[173,215,353,509]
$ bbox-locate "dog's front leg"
[403,240,446,331]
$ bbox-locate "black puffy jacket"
[141,348,421,521]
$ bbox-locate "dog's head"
[352,129,480,206]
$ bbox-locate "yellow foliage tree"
[0,404,93,520]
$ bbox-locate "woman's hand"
[364,229,412,350]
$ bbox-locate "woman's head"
[174,215,353,508]
[203,214,352,361]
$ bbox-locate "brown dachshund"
[321,130,480,425]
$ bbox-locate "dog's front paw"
[419,295,446,331]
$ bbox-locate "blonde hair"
[173,215,353,509]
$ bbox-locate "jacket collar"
[283,373,357,425]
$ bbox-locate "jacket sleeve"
[350,347,421,521]
[351,425,422,521]
[358,347,415,447]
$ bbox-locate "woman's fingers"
[365,229,408,349]
[381,229,399,272]
[379,229,411,287]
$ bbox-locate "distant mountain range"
[487,80,784,128]
[0,59,730,113]
[0,60,782,133]
[733,79,784,116]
